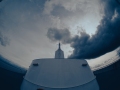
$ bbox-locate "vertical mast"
[55,42,64,59]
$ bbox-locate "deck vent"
[82,63,87,66]
[33,63,38,66]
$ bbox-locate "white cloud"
[43,0,103,34]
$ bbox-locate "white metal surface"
[21,78,99,90]
[21,59,99,90]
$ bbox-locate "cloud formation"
[69,0,120,59]
[0,32,9,46]
[47,0,120,59]
[0,0,111,68]
[47,28,71,44]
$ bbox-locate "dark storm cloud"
[116,0,120,5]
[0,0,2,2]
[69,0,120,59]
[47,0,120,59]
[47,28,71,44]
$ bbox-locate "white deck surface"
[24,59,96,88]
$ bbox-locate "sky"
[0,0,120,69]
